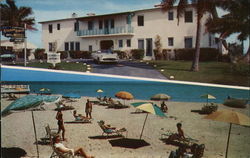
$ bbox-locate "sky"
[2,0,249,53]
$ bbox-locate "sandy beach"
[1,95,250,158]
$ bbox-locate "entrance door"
[104,20,109,34]
[146,38,153,56]
[100,40,113,50]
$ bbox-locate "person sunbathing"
[52,135,94,158]
[73,110,90,121]
[99,120,126,132]
[167,123,186,141]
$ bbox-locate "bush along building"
[39,5,225,61]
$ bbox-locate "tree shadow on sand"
[109,138,150,149]
[1,147,27,158]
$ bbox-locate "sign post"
[47,52,61,67]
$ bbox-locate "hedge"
[34,49,46,60]
[131,49,144,60]
[174,48,220,61]
[113,50,126,59]
[68,51,92,59]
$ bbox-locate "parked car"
[91,50,119,64]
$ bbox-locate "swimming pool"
[1,65,249,103]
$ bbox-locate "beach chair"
[161,129,198,147]
[97,120,127,138]
[40,124,58,144]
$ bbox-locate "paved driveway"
[87,60,167,80]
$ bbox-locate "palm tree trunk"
[191,11,202,72]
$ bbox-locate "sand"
[1,95,250,158]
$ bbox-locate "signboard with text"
[1,26,25,40]
[47,53,61,67]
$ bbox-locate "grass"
[11,61,88,72]
[148,60,250,87]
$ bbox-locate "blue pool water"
[4,81,249,103]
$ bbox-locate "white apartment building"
[39,5,218,60]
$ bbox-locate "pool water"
[4,81,249,104]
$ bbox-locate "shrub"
[218,54,230,62]
[232,62,250,76]
[175,48,219,61]
[113,50,126,59]
[34,49,46,60]
[69,51,92,59]
[131,49,144,60]
[57,51,68,59]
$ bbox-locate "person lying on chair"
[99,120,126,133]
[167,123,186,141]
[53,135,94,158]
[73,110,90,121]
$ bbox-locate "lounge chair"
[40,124,58,144]
[8,93,18,100]
[97,120,127,138]
[160,129,198,147]
[107,100,129,109]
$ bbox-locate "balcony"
[77,25,134,38]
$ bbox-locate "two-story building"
[39,5,218,60]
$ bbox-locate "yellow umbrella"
[96,89,104,98]
[200,94,216,105]
[204,109,250,158]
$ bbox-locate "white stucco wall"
[40,7,217,55]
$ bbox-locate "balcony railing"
[77,25,134,37]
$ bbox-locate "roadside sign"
[1,26,25,38]
[47,52,61,67]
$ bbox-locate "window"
[118,40,123,48]
[168,11,174,20]
[75,42,80,51]
[127,39,131,47]
[168,37,174,46]
[137,15,144,26]
[99,20,103,29]
[88,21,93,30]
[110,19,114,28]
[74,22,79,31]
[184,37,193,48]
[64,42,69,51]
[48,24,53,33]
[49,43,53,51]
[138,39,144,49]
[89,45,92,52]
[185,11,193,23]
[57,23,60,30]
[70,42,74,51]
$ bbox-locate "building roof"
[39,7,162,24]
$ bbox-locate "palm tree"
[159,0,218,71]
[206,0,250,63]
[0,0,36,30]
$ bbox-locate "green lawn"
[148,61,250,87]
[13,62,88,72]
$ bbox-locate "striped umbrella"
[131,102,166,139]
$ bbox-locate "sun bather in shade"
[52,135,94,158]
[167,123,186,141]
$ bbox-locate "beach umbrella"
[150,93,171,101]
[204,109,250,158]
[115,91,134,105]
[200,94,216,105]
[96,89,103,98]
[131,102,167,139]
